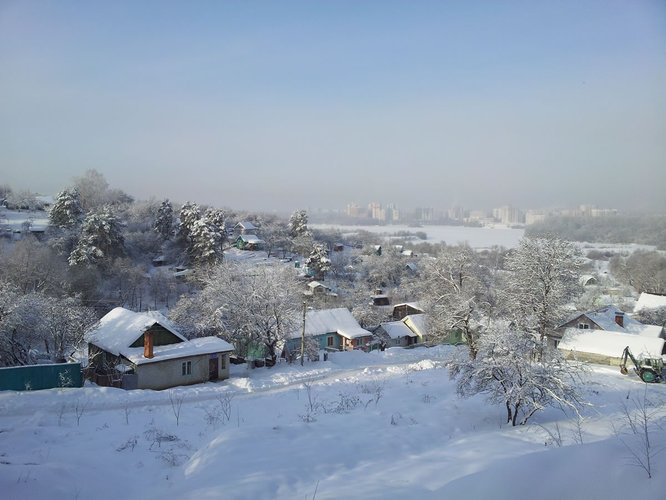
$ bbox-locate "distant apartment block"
[369,202,385,221]
[346,203,363,218]
[492,205,524,225]
[525,210,548,225]
[415,207,435,222]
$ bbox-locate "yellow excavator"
[620,346,664,383]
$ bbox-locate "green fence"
[0,363,82,391]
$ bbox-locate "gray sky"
[1,1,665,213]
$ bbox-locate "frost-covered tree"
[154,199,175,240]
[49,189,84,229]
[0,285,44,366]
[254,216,289,258]
[501,236,582,357]
[449,322,585,426]
[306,243,331,280]
[40,296,97,362]
[171,262,301,362]
[611,250,666,295]
[420,245,491,358]
[288,209,309,238]
[362,249,407,290]
[188,217,222,266]
[341,283,388,329]
[178,201,201,243]
[68,207,125,268]
[0,236,67,295]
[7,189,42,211]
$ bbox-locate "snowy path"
[1,346,665,500]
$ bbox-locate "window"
[327,336,334,347]
[181,360,192,376]
[220,355,226,370]
[578,323,589,329]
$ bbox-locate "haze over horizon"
[1,1,665,214]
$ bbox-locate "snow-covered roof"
[235,222,258,230]
[379,321,418,339]
[573,305,660,336]
[403,314,427,337]
[558,328,664,359]
[635,292,666,312]
[125,337,234,366]
[289,308,371,340]
[85,307,232,365]
[237,234,263,243]
[307,281,331,290]
[392,302,424,313]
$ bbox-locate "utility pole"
[300,301,306,366]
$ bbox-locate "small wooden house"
[233,222,259,237]
[392,302,424,321]
[236,234,264,251]
[85,307,233,390]
[283,308,374,355]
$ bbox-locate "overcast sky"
[1,1,665,214]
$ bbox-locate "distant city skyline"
[2,1,665,213]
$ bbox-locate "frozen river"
[311,223,525,249]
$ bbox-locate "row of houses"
[84,300,435,390]
[68,287,666,391]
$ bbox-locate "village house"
[236,234,264,251]
[556,304,666,365]
[392,302,425,321]
[283,308,375,356]
[233,221,259,237]
[375,320,419,348]
[85,307,233,390]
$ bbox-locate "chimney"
[144,330,154,358]
[615,312,624,328]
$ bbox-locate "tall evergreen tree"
[154,199,174,240]
[49,189,84,229]
[68,207,125,268]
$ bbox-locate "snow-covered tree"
[188,217,222,266]
[178,201,201,243]
[501,236,582,358]
[171,262,301,362]
[0,236,67,295]
[49,189,84,229]
[40,295,97,362]
[362,249,407,290]
[288,209,309,238]
[420,245,492,358]
[449,322,585,426]
[154,199,175,240]
[341,283,388,329]
[306,243,331,280]
[255,216,289,258]
[68,207,125,268]
[0,285,44,366]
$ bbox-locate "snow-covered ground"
[311,223,525,249]
[0,208,50,234]
[2,346,665,500]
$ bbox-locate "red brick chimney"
[615,312,624,328]
[144,330,154,358]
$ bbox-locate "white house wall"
[136,353,230,390]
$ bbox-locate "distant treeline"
[526,215,666,250]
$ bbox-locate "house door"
[209,355,219,381]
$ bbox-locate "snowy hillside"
[1,346,665,500]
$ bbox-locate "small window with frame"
[181,360,192,376]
